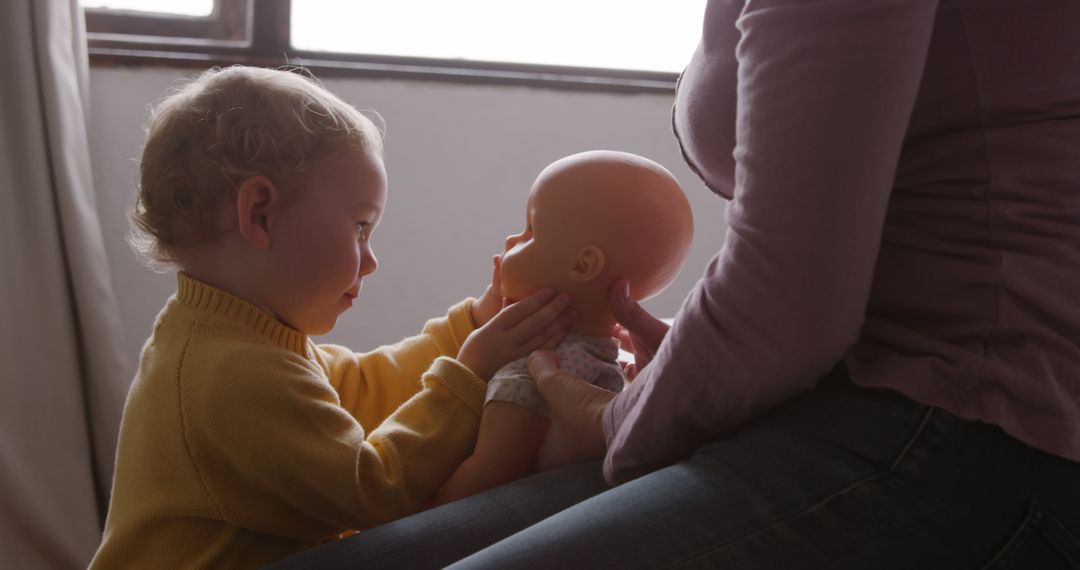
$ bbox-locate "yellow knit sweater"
[90,273,486,568]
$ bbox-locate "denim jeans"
[269,367,1080,569]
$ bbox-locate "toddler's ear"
[569,246,605,283]
[235,175,277,250]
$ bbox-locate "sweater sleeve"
[182,344,486,538]
[317,299,476,430]
[602,0,938,484]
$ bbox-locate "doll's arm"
[435,401,549,505]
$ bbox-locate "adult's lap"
[451,374,1080,569]
[270,369,1080,569]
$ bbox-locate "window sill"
[88,44,679,94]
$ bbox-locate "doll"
[436,150,694,504]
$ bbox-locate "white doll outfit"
[485,333,625,416]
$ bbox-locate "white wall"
[88,67,728,380]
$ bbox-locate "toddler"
[90,66,574,568]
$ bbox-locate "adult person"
[271,0,1080,567]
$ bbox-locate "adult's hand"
[530,351,615,471]
[609,278,670,379]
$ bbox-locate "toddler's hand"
[458,287,576,381]
[470,255,503,327]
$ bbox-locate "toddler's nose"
[360,246,378,277]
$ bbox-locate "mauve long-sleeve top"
[603,0,1080,484]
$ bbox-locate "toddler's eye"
[355,221,371,237]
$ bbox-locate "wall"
[87,67,728,380]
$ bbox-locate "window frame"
[85,0,679,93]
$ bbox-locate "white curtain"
[0,0,130,567]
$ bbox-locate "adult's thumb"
[528,351,568,403]
[608,278,668,353]
[529,351,615,420]
[528,350,612,469]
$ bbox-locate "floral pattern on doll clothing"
[485,334,625,416]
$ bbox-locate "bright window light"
[80,0,214,17]
[292,0,707,73]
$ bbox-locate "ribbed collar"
[175,272,309,356]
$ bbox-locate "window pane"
[291,0,706,73]
[81,0,214,17]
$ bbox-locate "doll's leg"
[447,375,1080,569]
[265,460,609,570]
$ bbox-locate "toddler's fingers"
[505,289,574,334]
[538,328,570,351]
[491,255,501,288]
[495,287,557,323]
[523,312,573,352]
[540,336,560,351]
[522,306,575,354]
[545,307,577,335]
[532,309,575,350]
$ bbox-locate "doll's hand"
[458,287,576,381]
[470,255,503,327]
[530,351,613,471]
[610,278,669,380]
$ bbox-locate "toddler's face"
[264,148,387,335]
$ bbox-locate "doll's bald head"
[500,150,693,314]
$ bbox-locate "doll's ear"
[235,175,278,250]
[569,246,605,283]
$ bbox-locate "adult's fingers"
[529,351,610,470]
[609,278,668,356]
[613,324,636,353]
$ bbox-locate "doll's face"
[499,185,567,302]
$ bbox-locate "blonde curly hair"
[130,66,383,268]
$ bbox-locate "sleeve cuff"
[425,356,487,415]
[446,299,478,353]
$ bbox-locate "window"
[83,0,705,92]
[83,0,248,44]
